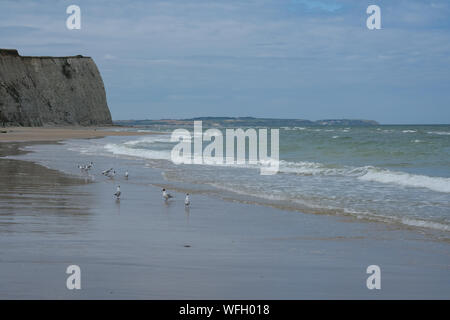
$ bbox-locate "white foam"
[278,161,450,193]
[427,131,450,136]
[359,169,450,193]
[278,160,370,177]
[123,135,172,146]
[400,218,449,231]
[208,183,450,232]
[104,143,171,160]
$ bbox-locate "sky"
[1,0,449,124]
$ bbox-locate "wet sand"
[0,140,449,299]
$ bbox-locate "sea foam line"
[207,183,449,232]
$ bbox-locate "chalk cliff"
[0,49,112,126]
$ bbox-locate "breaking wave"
[103,137,450,194]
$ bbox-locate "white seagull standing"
[114,186,121,200]
[125,171,129,179]
[162,188,173,201]
[185,193,190,206]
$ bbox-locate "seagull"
[102,168,114,176]
[125,171,129,179]
[107,170,116,179]
[162,188,173,201]
[78,161,94,172]
[77,164,88,171]
[184,193,190,206]
[102,168,116,178]
[114,186,121,200]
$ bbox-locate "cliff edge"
[0,49,112,126]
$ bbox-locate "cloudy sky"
[1,0,449,123]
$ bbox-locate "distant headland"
[115,117,380,127]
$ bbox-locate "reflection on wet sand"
[0,143,93,235]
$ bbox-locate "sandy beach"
[0,130,449,299]
[0,127,156,142]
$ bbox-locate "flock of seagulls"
[77,161,191,206]
[77,161,94,172]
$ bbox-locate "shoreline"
[149,179,450,241]
[3,131,449,239]
[0,126,157,142]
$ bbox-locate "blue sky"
[1,0,449,124]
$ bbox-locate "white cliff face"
[0,49,112,126]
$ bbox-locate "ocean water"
[18,124,450,234]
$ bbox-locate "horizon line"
[111,118,450,126]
